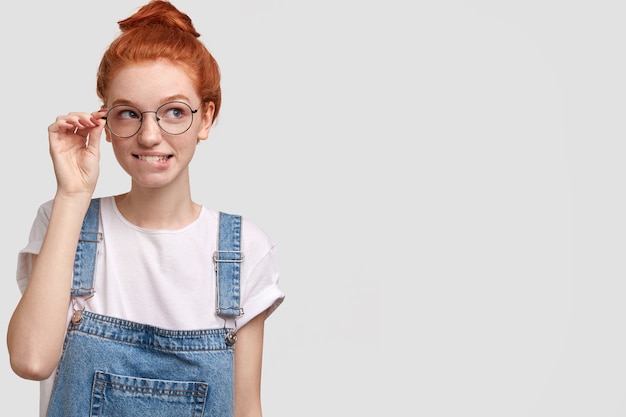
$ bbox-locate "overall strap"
[213,212,244,320]
[71,198,102,296]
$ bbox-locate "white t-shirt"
[16,196,284,416]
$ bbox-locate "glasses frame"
[102,101,200,138]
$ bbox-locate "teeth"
[138,155,169,162]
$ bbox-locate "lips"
[135,154,171,162]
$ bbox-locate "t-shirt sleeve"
[16,200,53,294]
[237,220,285,328]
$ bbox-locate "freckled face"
[104,60,213,189]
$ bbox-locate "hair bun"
[118,0,200,38]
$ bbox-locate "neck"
[115,186,200,229]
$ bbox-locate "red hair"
[96,0,221,121]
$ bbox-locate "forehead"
[107,60,198,106]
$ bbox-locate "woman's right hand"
[48,109,107,197]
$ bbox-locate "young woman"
[7,1,284,416]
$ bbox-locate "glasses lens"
[106,105,142,138]
[156,101,195,135]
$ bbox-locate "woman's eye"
[119,109,140,119]
[163,107,186,119]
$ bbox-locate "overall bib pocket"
[91,371,208,417]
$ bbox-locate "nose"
[136,111,162,146]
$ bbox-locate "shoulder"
[204,207,276,255]
[241,217,275,248]
[228,211,275,249]
[240,215,278,272]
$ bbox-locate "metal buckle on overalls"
[224,319,238,346]
[212,251,244,271]
[71,305,84,325]
[79,231,103,242]
[220,309,244,346]
[225,330,237,346]
[70,294,93,325]
[71,310,83,325]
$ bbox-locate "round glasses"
[103,101,200,138]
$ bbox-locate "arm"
[234,309,268,417]
[6,110,106,380]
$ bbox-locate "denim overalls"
[46,198,244,417]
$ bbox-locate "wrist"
[52,192,94,212]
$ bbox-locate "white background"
[1,0,624,415]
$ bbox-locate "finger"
[49,117,78,134]
[51,112,102,137]
[86,114,106,150]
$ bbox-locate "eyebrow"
[109,94,193,108]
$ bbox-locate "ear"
[104,127,113,143]
[197,102,215,142]
[100,105,113,142]
[197,102,215,141]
